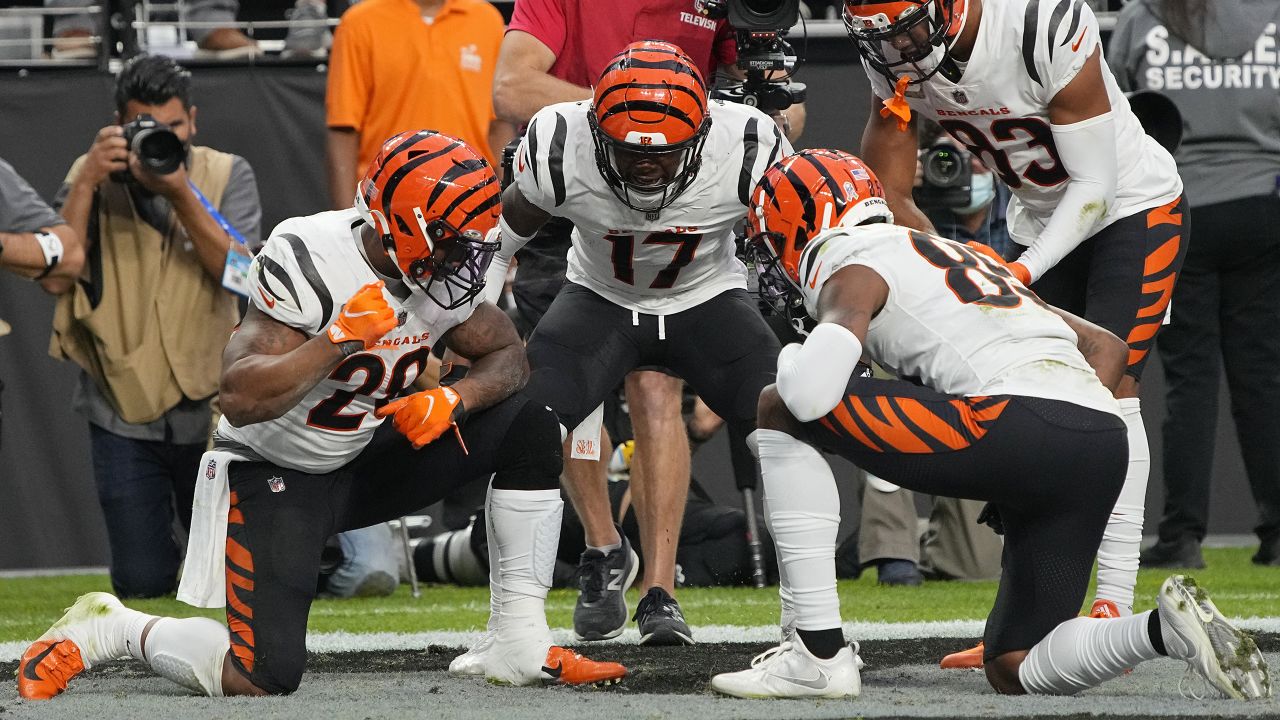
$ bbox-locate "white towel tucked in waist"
[177,449,244,608]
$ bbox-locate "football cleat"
[573,535,639,641]
[1157,575,1271,700]
[448,628,497,677]
[540,647,627,686]
[634,587,694,646]
[485,632,626,687]
[711,636,863,699]
[1090,599,1124,619]
[17,592,133,700]
[940,641,984,670]
[17,640,85,700]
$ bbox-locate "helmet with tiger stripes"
[589,40,711,214]
[354,130,501,309]
[746,149,893,312]
[843,0,969,85]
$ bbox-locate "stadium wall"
[0,61,1255,568]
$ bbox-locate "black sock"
[1147,609,1168,656]
[797,628,845,660]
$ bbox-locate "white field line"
[4,617,1280,662]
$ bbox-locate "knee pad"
[493,398,563,491]
[145,616,231,696]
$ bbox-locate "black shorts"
[803,375,1127,658]
[524,284,781,436]
[1030,196,1188,380]
[222,392,559,694]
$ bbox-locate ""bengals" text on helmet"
[746,148,893,315]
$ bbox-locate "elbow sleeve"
[776,323,864,422]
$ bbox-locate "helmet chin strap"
[946,0,970,51]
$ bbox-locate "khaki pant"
[920,497,1003,581]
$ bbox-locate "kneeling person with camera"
[50,54,262,600]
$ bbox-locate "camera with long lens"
[912,141,972,210]
[110,114,186,184]
[697,0,807,114]
[413,519,489,586]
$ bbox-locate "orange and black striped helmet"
[746,149,893,310]
[589,40,711,213]
[843,0,968,84]
[355,130,500,309]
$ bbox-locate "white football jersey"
[864,0,1182,247]
[797,223,1119,416]
[215,209,479,473]
[514,99,792,314]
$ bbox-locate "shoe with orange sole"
[541,646,627,685]
[17,592,132,700]
[939,600,1129,671]
[940,641,985,670]
[1089,598,1124,618]
[484,630,627,687]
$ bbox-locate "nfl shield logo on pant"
[268,476,286,493]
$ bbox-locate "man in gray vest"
[51,54,261,598]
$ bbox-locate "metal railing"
[0,1,1119,70]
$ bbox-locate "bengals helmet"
[746,149,893,313]
[589,40,711,213]
[843,0,969,84]
[354,130,501,309]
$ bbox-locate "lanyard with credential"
[188,180,253,297]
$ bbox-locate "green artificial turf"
[1,548,1275,643]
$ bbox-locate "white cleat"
[711,635,863,699]
[38,592,133,667]
[17,592,139,700]
[1157,575,1272,700]
[483,626,555,686]
[449,628,497,677]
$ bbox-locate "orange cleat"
[1090,599,1123,618]
[940,641,985,669]
[16,639,86,700]
[541,646,627,685]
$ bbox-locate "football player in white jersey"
[846,0,1187,663]
[16,131,625,702]
[710,149,1268,700]
[485,40,791,644]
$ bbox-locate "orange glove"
[965,241,1006,267]
[1007,261,1032,286]
[965,242,1033,286]
[375,386,465,449]
[327,281,397,349]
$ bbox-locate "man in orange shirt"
[325,0,514,210]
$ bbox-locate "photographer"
[916,122,1015,259]
[51,54,261,599]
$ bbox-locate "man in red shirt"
[491,0,805,646]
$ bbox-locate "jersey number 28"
[306,347,432,432]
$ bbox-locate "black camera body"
[913,141,972,210]
[111,114,186,184]
[500,136,521,191]
[699,0,806,114]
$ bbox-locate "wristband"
[32,231,64,280]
